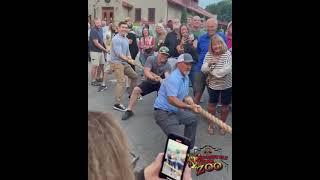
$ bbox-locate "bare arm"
[167,96,200,113]
[167,96,191,110]
[144,67,158,81]
[93,39,107,52]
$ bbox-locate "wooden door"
[102,7,114,24]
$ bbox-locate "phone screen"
[160,138,189,180]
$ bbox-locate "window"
[135,8,141,22]
[148,8,155,23]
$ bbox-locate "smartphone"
[159,133,191,180]
[189,34,194,41]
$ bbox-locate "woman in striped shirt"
[201,35,232,135]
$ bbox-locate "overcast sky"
[199,0,224,8]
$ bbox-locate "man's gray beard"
[184,71,190,76]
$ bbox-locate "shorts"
[207,87,232,105]
[104,61,111,73]
[90,51,105,66]
[103,53,111,73]
[189,71,206,94]
[138,81,161,96]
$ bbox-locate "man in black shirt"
[126,21,139,70]
[163,18,181,69]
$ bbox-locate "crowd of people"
[88,15,232,179]
[88,15,232,134]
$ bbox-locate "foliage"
[181,7,188,24]
[206,0,232,22]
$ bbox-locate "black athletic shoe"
[122,110,134,120]
[97,85,107,92]
[96,78,103,82]
[91,81,100,86]
[113,104,127,112]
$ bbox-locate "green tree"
[206,0,232,22]
[181,7,188,24]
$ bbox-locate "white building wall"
[89,0,210,24]
[167,3,182,21]
[128,0,167,24]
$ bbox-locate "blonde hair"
[209,35,228,55]
[88,111,135,180]
[227,21,232,30]
[156,23,166,34]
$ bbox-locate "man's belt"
[154,108,170,113]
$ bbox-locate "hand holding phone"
[176,45,184,54]
[158,133,192,180]
[183,37,189,44]
[144,153,192,180]
[189,34,194,41]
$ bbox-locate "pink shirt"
[227,34,232,49]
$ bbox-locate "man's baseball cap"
[177,53,194,63]
[158,46,170,56]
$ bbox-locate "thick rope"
[128,59,144,70]
[184,96,232,134]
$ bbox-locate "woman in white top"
[201,35,232,135]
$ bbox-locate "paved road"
[88,58,232,180]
